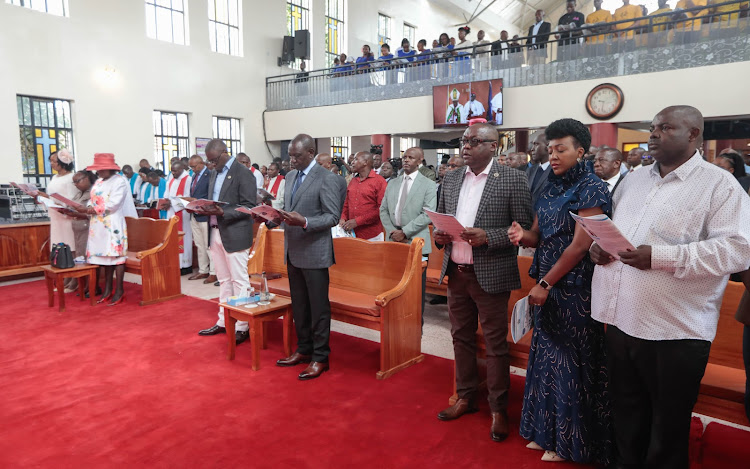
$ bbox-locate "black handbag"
[50,243,75,269]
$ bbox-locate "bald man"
[340,151,387,241]
[315,153,334,171]
[626,147,645,172]
[592,148,625,196]
[413,148,436,181]
[275,134,346,380]
[434,123,533,442]
[591,106,750,469]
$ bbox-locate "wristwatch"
[539,279,552,290]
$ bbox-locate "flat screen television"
[432,79,503,129]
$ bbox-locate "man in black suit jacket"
[195,139,256,345]
[187,154,216,284]
[275,134,345,380]
[434,124,533,442]
[526,130,552,209]
[526,9,551,65]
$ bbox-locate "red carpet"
[0,280,744,468]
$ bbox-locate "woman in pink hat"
[75,153,137,306]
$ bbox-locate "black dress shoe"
[214,281,220,286]
[180,267,193,276]
[198,325,226,336]
[429,296,447,305]
[235,330,249,345]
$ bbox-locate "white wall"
[264,61,750,140]
[0,0,289,183]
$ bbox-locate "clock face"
[586,84,623,120]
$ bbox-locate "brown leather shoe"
[203,275,218,284]
[437,398,479,421]
[276,352,312,367]
[490,411,509,442]
[189,273,209,280]
[298,361,329,380]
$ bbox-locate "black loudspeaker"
[281,36,295,63]
[294,30,310,59]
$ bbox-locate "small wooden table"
[42,264,97,312]
[221,296,294,371]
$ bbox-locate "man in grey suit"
[380,146,437,320]
[433,123,533,442]
[526,130,551,209]
[195,139,256,345]
[275,134,345,380]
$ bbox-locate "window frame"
[331,136,349,160]
[6,0,69,17]
[378,13,391,46]
[403,22,416,48]
[16,94,75,187]
[145,0,188,45]
[153,110,190,172]
[324,0,346,69]
[208,0,243,57]
[212,115,243,156]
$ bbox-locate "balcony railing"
[266,1,750,111]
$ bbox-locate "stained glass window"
[145,0,187,45]
[212,116,242,156]
[287,0,310,70]
[6,0,69,17]
[208,0,242,56]
[325,0,345,68]
[378,13,391,46]
[16,95,74,186]
[331,137,349,160]
[153,111,189,172]
[403,23,416,48]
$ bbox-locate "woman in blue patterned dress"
[508,118,613,465]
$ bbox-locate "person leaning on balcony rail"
[649,0,673,32]
[613,0,644,39]
[675,0,708,31]
[355,44,375,72]
[585,0,614,43]
[709,0,748,26]
[556,0,586,46]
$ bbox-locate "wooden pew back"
[330,237,414,296]
[426,225,443,272]
[708,280,745,369]
[126,217,171,252]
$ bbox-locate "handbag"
[50,243,75,269]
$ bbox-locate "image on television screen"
[432,79,503,129]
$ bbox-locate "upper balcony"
[266,2,750,112]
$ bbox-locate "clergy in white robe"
[165,162,193,270]
[463,93,486,120]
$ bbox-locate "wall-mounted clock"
[586,83,624,120]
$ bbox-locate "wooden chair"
[247,227,425,379]
[125,216,183,306]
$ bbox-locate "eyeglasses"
[460,138,495,148]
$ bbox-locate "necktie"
[291,171,304,204]
[395,176,410,227]
[191,172,199,193]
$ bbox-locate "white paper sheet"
[39,196,64,210]
[569,211,635,260]
[510,295,533,344]
[424,209,466,239]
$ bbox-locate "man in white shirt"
[473,30,492,72]
[592,147,625,196]
[463,93,486,121]
[526,10,552,64]
[591,106,750,469]
[526,131,551,208]
[237,153,265,191]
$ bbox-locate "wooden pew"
[247,226,425,379]
[693,280,747,425]
[425,225,447,296]
[0,222,50,278]
[125,216,183,306]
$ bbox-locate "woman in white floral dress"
[76,154,137,306]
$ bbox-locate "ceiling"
[429,0,562,34]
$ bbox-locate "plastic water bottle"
[259,271,270,305]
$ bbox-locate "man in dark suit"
[593,147,626,196]
[187,154,216,284]
[434,123,533,442]
[195,139,256,345]
[526,130,552,209]
[526,9,552,64]
[275,134,345,380]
